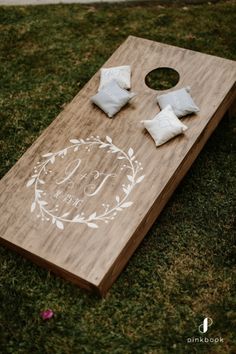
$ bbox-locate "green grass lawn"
[0,1,235,353]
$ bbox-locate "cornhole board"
[0,36,235,296]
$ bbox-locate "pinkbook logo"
[187,317,224,344]
[198,317,213,334]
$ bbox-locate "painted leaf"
[99,144,108,149]
[62,212,70,218]
[88,222,98,229]
[128,148,134,158]
[63,149,67,156]
[39,201,48,206]
[117,156,125,160]
[73,214,81,222]
[26,178,35,187]
[36,189,43,197]
[56,220,64,230]
[42,153,53,157]
[136,175,145,184]
[70,139,80,144]
[127,175,133,182]
[111,147,119,153]
[121,202,133,208]
[89,212,97,220]
[116,195,120,203]
[31,202,36,213]
[74,146,79,152]
[106,136,112,143]
[38,179,45,184]
[126,184,132,193]
[50,156,55,164]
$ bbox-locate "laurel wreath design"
[26,136,145,230]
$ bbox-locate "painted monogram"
[26,136,145,230]
[56,159,116,197]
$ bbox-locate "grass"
[0,1,236,353]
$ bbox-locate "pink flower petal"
[40,309,54,320]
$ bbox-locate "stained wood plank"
[0,36,235,296]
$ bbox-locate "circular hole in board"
[145,67,180,91]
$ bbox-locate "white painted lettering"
[56,159,81,185]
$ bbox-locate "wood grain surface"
[0,36,235,296]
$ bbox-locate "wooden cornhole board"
[0,36,235,296]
